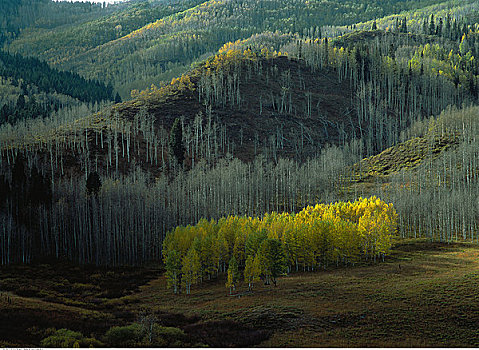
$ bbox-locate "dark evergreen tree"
[11,157,27,194]
[429,14,436,35]
[258,238,287,286]
[169,118,185,165]
[29,166,51,206]
[114,92,122,103]
[16,95,25,110]
[436,17,443,36]
[86,171,102,196]
[0,175,10,206]
[400,17,407,33]
[468,74,477,98]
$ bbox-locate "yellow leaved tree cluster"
[162,197,397,294]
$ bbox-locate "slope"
[5,0,205,64]
[6,0,451,97]
[0,0,124,45]
[349,104,479,242]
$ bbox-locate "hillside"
[0,0,124,44]
[115,54,356,161]
[0,50,116,126]
[5,0,451,97]
[332,0,479,35]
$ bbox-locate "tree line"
[0,51,116,105]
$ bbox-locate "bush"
[104,322,187,347]
[40,329,103,348]
[104,323,143,347]
[15,286,41,298]
[151,325,187,346]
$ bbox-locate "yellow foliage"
[130,89,140,99]
[163,197,398,286]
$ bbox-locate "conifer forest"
[1,0,479,347]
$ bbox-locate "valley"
[1,0,479,347]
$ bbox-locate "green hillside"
[6,0,452,97]
[0,0,124,44]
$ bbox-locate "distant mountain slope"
[0,0,123,44]
[0,51,114,104]
[331,0,479,36]
[6,0,205,63]
[6,0,451,97]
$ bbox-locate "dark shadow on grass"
[393,241,472,253]
[183,320,271,347]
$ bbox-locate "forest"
[1,0,479,347]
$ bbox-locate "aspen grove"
[162,197,398,294]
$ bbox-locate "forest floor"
[1,238,479,347]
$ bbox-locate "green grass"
[352,134,459,181]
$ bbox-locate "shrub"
[153,325,187,346]
[40,329,103,348]
[104,323,143,347]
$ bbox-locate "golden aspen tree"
[244,254,261,291]
[181,247,200,295]
[225,256,239,295]
[165,250,182,294]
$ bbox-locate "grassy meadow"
[1,238,479,347]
